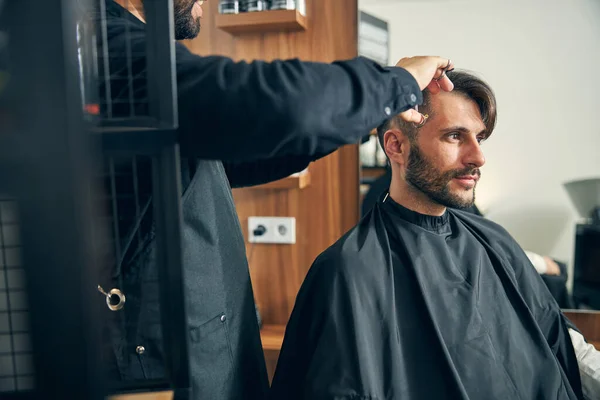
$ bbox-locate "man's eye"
[477,136,486,144]
[448,133,460,140]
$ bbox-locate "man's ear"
[383,129,408,165]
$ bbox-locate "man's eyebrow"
[439,126,486,135]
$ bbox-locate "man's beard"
[174,0,201,40]
[405,143,480,210]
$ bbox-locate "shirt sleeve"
[175,45,422,161]
[104,13,423,162]
[223,155,317,188]
[568,328,600,400]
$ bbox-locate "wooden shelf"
[216,9,307,35]
[248,170,310,190]
[261,324,285,351]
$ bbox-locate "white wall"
[360,0,600,280]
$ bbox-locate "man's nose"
[464,138,485,168]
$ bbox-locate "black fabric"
[270,198,583,400]
[541,261,573,309]
[98,2,423,399]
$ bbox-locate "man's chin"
[175,27,200,40]
[447,193,476,210]
[174,17,201,40]
[452,201,476,210]
[431,187,475,210]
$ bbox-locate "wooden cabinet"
[260,324,286,382]
[564,310,600,350]
[182,0,360,364]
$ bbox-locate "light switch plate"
[248,217,296,244]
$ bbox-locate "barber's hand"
[396,56,455,92]
[543,256,561,276]
[395,56,455,125]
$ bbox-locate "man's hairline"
[383,118,490,153]
[412,91,492,139]
[381,90,493,150]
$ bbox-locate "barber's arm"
[176,47,422,161]
[106,18,451,162]
[223,153,328,188]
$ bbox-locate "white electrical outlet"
[248,217,296,244]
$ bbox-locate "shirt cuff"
[385,66,423,114]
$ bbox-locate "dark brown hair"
[377,70,497,149]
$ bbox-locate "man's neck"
[388,177,447,217]
[114,0,146,22]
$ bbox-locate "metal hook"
[97,285,126,311]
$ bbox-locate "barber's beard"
[405,143,480,210]
[173,0,201,40]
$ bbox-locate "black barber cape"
[270,197,583,400]
[98,2,422,399]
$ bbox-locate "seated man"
[362,168,570,307]
[270,71,593,399]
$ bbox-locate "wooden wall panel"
[183,0,360,325]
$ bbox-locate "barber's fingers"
[427,80,441,95]
[426,75,454,94]
[434,59,455,79]
[398,108,423,124]
[395,56,455,91]
[436,74,455,92]
[429,59,455,93]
